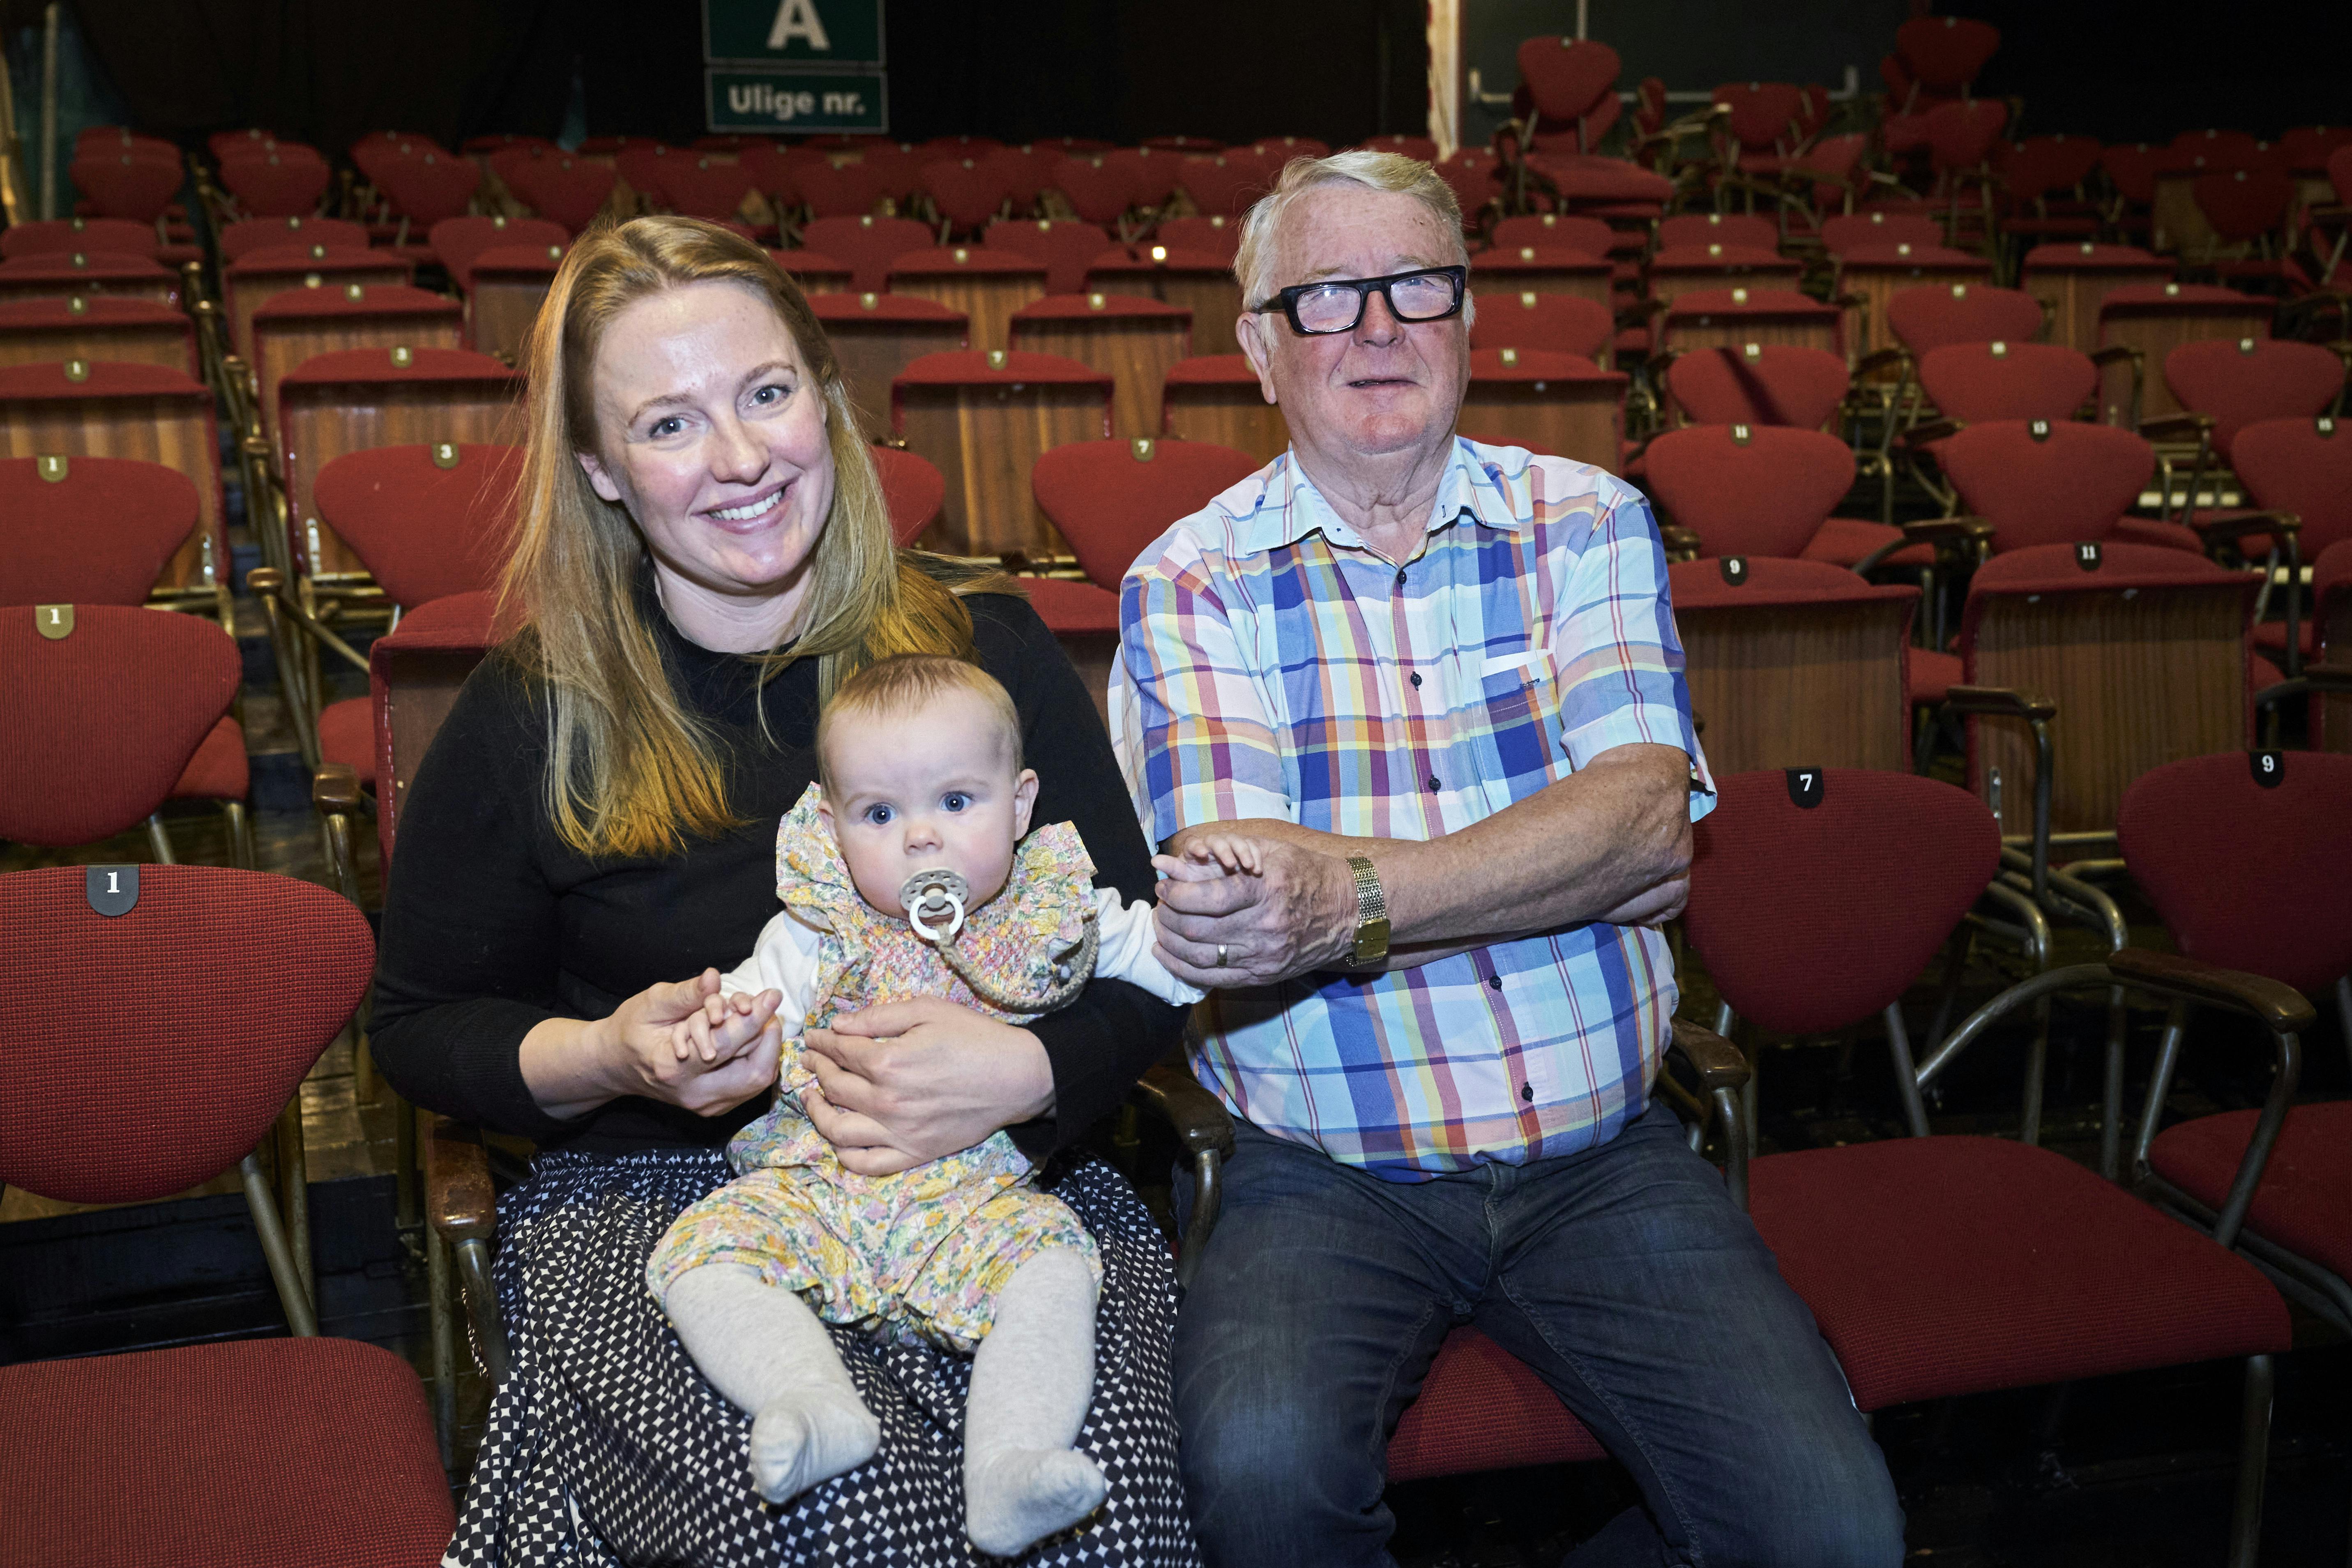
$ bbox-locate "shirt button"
[1394,567,1407,586]
[1425,775,1440,792]
[1520,1083,1535,1102]
[1409,672,1422,688]
[1488,975,1502,990]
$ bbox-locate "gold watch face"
[1351,916,1391,967]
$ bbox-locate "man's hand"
[1152,832,1357,988]
[800,997,1057,1177]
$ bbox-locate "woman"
[370,216,1197,1565]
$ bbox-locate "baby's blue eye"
[862,803,894,825]
[940,792,970,813]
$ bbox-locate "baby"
[645,652,1255,1558]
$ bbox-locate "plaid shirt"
[1109,437,1713,1181]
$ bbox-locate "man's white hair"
[1232,150,1472,318]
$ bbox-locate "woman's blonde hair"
[500,215,1007,859]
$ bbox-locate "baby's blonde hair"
[815,654,1024,798]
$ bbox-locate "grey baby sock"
[664,1262,882,1503]
[963,1247,1108,1556]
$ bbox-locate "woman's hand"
[1152,832,1357,988]
[522,970,784,1121]
[799,997,1055,1176]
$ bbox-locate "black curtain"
[62,0,1426,152]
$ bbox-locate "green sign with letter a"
[703,0,884,65]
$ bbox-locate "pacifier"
[900,868,970,944]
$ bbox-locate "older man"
[1110,153,1903,1566]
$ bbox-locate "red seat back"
[0,456,200,607]
[1516,37,1621,123]
[803,214,935,292]
[1821,211,1943,254]
[1657,212,1778,251]
[1687,769,1999,1034]
[873,444,947,546]
[504,155,615,231]
[1895,14,2000,94]
[1886,282,2044,357]
[922,158,1011,232]
[2190,167,2294,245]
[1713,82,1805,153]
[67,153,182,223]
[1490,214,1615,257]
[1032,438,1262,592]
[312,443,523,608]
[1925,99,2010,172]
[1917,342,2096,425]
[429,215,569,287]
[986,218,1115,294]
[661,157,761,224]
[2119,751,2352,994]
[1940,421,2154,553]
[2161,339,2343,457]
[0,865,372,1206]
[218,152,331,217]
[219,215,368,262]
[1666,345,1849,430]
[0,604,240,845]
[1644,425,1853,557]
[370,149,482,227]
[1468,291,1612,361]
[0,218,158,261]
[2232,417,2352,560]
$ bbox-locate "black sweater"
[368,590,1184,1160]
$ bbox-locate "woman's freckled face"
[576,278,835,635]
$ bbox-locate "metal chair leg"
[144,813,177,865]
[276,1101,314,1313]
[2020,994,2051,1147]
[220,799,253,869]
[239,1151,318,1336]
[2227,1353,2274,1568]
[1885,1002,1932,1139]
[426,1220,456,1469]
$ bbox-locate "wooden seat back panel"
[825,317,969,440]
[1677,599,1913,775]
[891,276,1046,355]
[1968,587,2248,836]
[227,264,412,366]
[0,391,225,597]
[1162,384,1289,465]
[1090,274,1245,356]
[253,313,464,447]
[1011,316,1191,442]
[894,384,1111,558]
[2097,306,2274,423]
[468,277,554,362]
[281,385,521,577]
[1456,383,1623,472]
[0,320,199,377]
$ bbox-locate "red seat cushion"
[168,716,249,801]
[2108,514,2204,553]
[2248,619,2316,659]
[1750,1137,2288,1412]
[1905,646,1963,705]
[319,697,379,791]
[1020,576,1120,635]
[2149,1102,2352,1281]
[0,1338,453,1568]
[1804,515,1934,569]
[1387,1326,1606,1482]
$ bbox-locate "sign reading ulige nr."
[704,0,884,65]
[707,69,888,132]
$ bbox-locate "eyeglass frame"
[1248,264,1470,336]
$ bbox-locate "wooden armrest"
[1944,684,2056,723]
[1131,1061,1234,1160]
[1902,515,1993,543]
[1668,1018,1750,1094]
[313,762,362,815]
[2106,949,2315,1035]
[2191,509,2299,545]
[2137,412,2213,442]
[427,1117,499,1244]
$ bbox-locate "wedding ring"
[1215,944,1229,967]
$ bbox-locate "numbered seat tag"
[1786,767,1824,808]
[87,864,138,916]
[2074,541,2102,572]
[1720,555,1748,585]
[2251,750,2284,788]
[35,603,74,639]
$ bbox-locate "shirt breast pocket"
[1472,648,1560,810]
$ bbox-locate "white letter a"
[767,0,831,50]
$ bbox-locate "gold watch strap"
[1346,854,1390,967]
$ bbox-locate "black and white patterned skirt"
[444,1148,1200,1567]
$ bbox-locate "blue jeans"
[1172,1102,1903,1567]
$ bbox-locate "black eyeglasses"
[1250,265,1468,336]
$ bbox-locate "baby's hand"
[669,988,785,1064]
[1153,831,1265,882]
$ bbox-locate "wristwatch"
[1345,854,1391,968]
